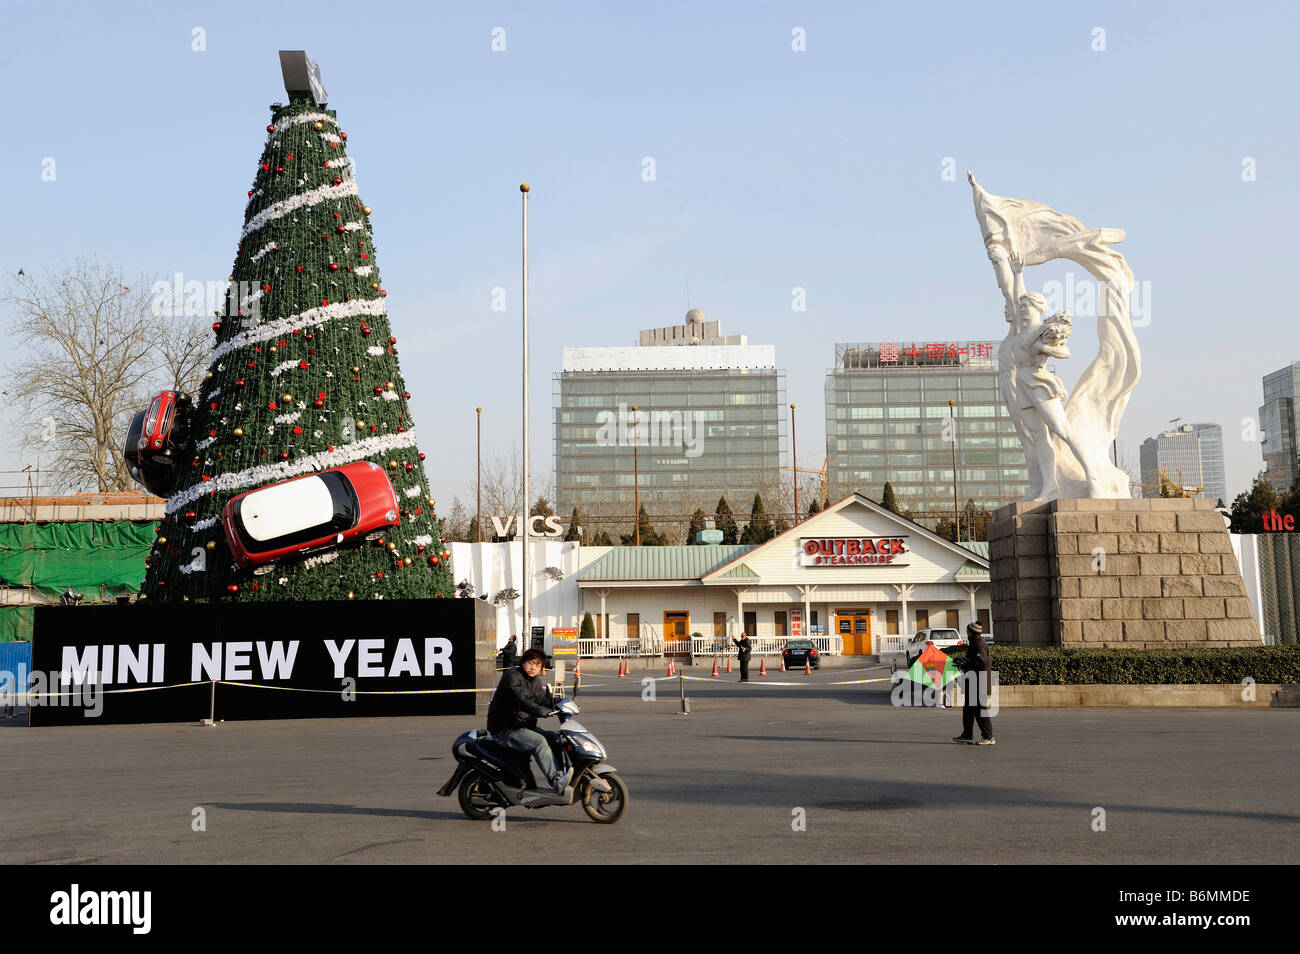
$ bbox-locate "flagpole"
[521,183,531,648]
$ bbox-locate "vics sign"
[800,536,910,567]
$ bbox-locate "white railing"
[875,635,910,655]
[690,635,845,656]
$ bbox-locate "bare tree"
[2,259,210,493]
[467,446,554,539]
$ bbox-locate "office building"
[1139,422,1227,504]
[554,311,785,539]
[1260,362,1300,495]
[824,340,1028,517]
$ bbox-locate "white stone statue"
[970,173,1140,499]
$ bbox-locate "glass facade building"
[1260,362,1300,495]
[1139,423,1227,504]
[554,320,785,538]
[824,341,1028,516]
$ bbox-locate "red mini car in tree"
[221,461,401,569]
[122,389,194,498]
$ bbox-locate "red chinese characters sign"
[878,342,992,363]
[800,537,911,566]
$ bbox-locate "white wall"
[448,542,612,648]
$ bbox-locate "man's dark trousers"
[739,657,750,681]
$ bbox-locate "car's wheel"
[581,773,628,824]
[457,770,497,821]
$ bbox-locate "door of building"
[835,609,873,654]
[743,612,757,639]
[774,611,787,638]
[626,613,640,649]
[664,611,690,655]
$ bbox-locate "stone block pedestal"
[989,498,1260,647]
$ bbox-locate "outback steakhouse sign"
[800,536,910,566]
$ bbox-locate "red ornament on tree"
[329,263,339,272]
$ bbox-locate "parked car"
[903,628,965,666]
[222,461,400,569]
[782,639,820,670]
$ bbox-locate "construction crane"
[793,458,829,508]
[1132,466,1203,498]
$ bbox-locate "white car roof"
[240,476,335,542]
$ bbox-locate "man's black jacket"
[733,636,752,660]
[487,665,554,734]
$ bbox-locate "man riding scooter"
[487,648,572,796]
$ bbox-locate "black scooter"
[437,699,627,824]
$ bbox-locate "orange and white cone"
[780,656,786,672]
[711,658,719,677]
[759,658,767,677]
[667,658,676,678]
[725,656,732,673]
[805,660,812,675]
[617,658,626,678]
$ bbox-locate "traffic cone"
[725,656,732,673]
[780,656,786,672]
[805,660,812,675]
[617,658,626,678]
[711,658,719,677]
[575,661,582,679]
[759,658,767,677]
[667,658,676,678]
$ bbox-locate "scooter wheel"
[457,770,497,821]
[581,773,628,824]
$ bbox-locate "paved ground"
[2,666,1297,864]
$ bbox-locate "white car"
[903,628,965,666]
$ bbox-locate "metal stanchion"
[678,673,690,716]
[202,679,217,726]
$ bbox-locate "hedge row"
[974,646,1300,686]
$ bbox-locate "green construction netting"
[0,605,35,642]
[0,520,155,604]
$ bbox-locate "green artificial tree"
[580,611,596,641]
[141,94,453,603]
[881,481,900,514]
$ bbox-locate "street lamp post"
[631,404,639,546]
[476,407,482,543]
[520,183,531,643]
[790,403,798,525]
[948,399,960,543]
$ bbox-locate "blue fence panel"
[0,642,33,693]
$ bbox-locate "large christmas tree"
[142,68,453,603]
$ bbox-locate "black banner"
[27,599,481,726]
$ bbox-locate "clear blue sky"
[2,0,1297,507]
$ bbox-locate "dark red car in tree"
[221,461,401,569]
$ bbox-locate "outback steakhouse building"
[575,493,990,654]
